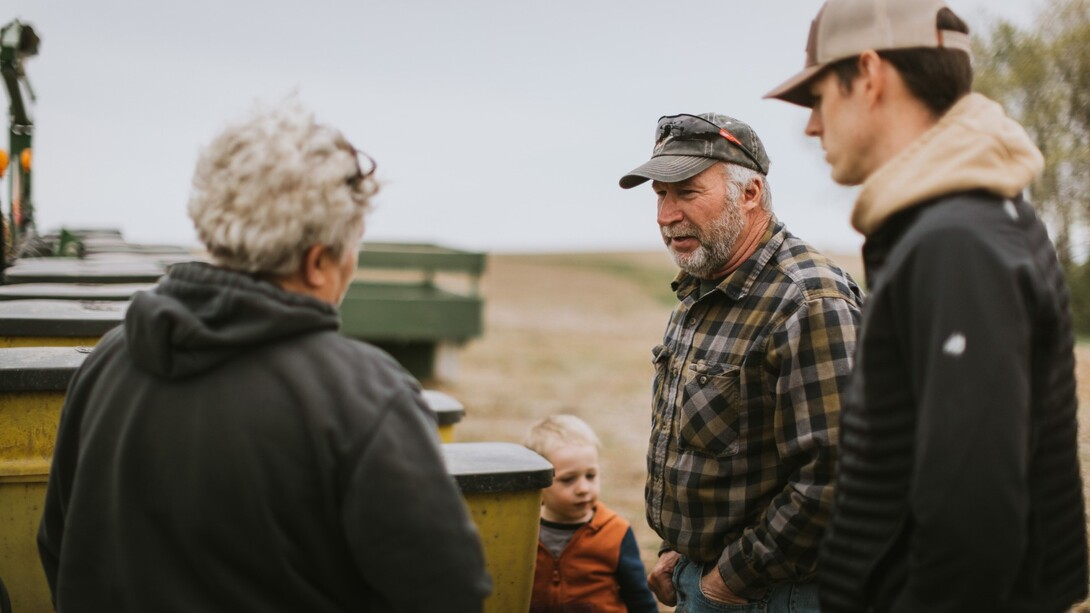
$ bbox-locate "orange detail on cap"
[719,129,744,148]
[0,149,8,177]
[20,149,31,172]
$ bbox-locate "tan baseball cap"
[764,0,972,107]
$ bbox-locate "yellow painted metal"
[0,390,61,470]
[0,390,65,613]
[0,482,50,613]
[421,390,464,443]
[0,335,98,348]
[463,489,542,613]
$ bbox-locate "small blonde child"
[523,415,657,613]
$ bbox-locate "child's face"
[541,443,600,523]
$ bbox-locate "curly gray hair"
[188,102,378,276]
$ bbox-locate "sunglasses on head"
[655,114,765,174]
[346,149,377,189]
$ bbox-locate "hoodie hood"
[125,262,339,379]
[853,93,1044,236]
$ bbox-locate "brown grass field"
[431,251,1090,610]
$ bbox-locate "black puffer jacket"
[38,262,490,612]
[820,91,1088,613]
[820,192,1088,612]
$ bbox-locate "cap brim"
[764,63,825,108]
[618,156,718,190]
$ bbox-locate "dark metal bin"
[0,282,153,301]
[3,257,165,285]
[0,300,126,347]
[421,389,466,442]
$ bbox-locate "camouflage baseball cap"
[619,113,771,189]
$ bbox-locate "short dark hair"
[827,8,972,116]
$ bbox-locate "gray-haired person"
[620,113,863,612]
[766,0,1089,611]
[38,102,491,612]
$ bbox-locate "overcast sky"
[6,0,1039,254]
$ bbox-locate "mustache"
[661,223,701,240]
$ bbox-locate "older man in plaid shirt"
[620,113,863,613]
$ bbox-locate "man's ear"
[300,244,330,289]
[857,50,886,106]
[740,176,764,212]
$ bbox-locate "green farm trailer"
[346,241,486,382]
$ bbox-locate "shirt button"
[699,375,708,384]
[686,317,696,327]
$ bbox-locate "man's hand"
[700,567,748,605]
[647,550,681,606]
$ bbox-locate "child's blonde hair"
[523,414,601,458]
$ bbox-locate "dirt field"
[432,251,1090,609]
[432,251,680,570]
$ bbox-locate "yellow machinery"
[443,442,553,613]
[0,340,546,613]
[0,349,551,613]
[0,346,89,613]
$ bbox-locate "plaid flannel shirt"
[646,218,863,599]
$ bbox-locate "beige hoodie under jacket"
[852,93,1044,236]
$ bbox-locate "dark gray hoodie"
[38,262,490,612]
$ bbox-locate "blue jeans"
[671,556,821,613]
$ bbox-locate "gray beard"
[662,196,744,279]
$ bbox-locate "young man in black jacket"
[766,0,1089,611]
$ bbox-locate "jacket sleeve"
[36,334,113,603]
[340,385,491,612]
[888,229,1031,612]
[615,527,658,613]
[37,379,84,602]
[718,295,860,597]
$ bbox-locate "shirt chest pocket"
[679,364,742,457]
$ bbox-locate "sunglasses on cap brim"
[655,114,765,174]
